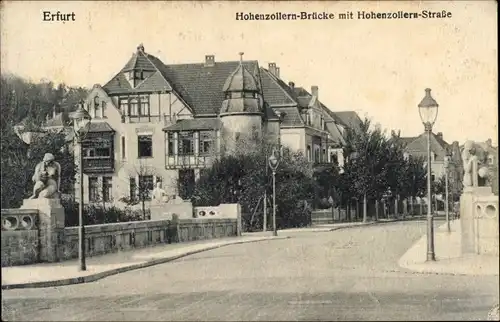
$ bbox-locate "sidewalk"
[398,219,500,276]
[1,235,288,290]
[241,218,401,236]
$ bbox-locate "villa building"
[26,44,362,205]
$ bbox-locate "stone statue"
[151,182,168,204]
[462,140,490,189]
[29,153,61,199]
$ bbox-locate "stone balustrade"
[1,201,242,267]
[1,209,40,266]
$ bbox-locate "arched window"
[93,96,100,118]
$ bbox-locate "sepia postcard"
[1,1,498,321]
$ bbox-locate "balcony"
[83,157,114,173]
[166,155,213,169]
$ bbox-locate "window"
[305,113,311,125]
[199,131,213,155]
[138,175,154,201]
[178,132,194,155]
[138,135,153,158]
[431,174,436,182]
[168,134,175,156]
[244,92,256,98]
[307,145,312,161]
[129,177,137,201]
[102,101,106,118]
[139,95,149,116]
[89,177,99,202]
[322,148,326,161]
[103,177,112,202]
[314,147,320,163]
[128,71,134,81]
[134,70,143,80]
[121,136,126,159]
[93,96,100,118]
[488,156,494,165]
[119,98,128,115]
[129,97,139,116]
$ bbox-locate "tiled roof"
[273,106,304,127]
[399,137,418,146]
[161,61,260,115]
[259,68,297,106]
[334,111,363,132]
[121,52,157,72]
[265,104,280,121]
[80,122,115,133]
[103,51,173,95]
[163,118,222,131]
[42,113,70,128]
[222,63,259,92]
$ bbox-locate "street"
[2,220,499,321]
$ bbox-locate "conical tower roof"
[222,52,259,92]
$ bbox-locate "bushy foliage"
[62,197,146,227]
[192,137,316,231]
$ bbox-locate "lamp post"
[418,88,439,261]
[444,153,451,233]
[69,101,92,271]
[268,149,280,236]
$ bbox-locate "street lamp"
[268,149,280,236]
[418,88,439,261]
[69,101,92,271]
[444,152,451,233]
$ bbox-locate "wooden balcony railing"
[83,157,114,173]
[165,155,213,169]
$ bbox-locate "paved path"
[399,219,499,276]
[2,220,499,321]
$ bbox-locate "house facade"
[401,131,463,196]
[51,44,360,205]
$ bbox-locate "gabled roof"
[334,111,363,132]
[273,106,304,127]
[161,61,260,115]
[103,49,173,95]
[163,118,222,131]
[42,112,70,128]
[259,68,297,106]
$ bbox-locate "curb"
[326,218,400,232]
[1,236,290,290]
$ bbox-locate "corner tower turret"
[220,52,264,153]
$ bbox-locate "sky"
[1,1,497,145]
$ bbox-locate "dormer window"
[134,70,144,80]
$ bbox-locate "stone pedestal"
[20,198,65,262]
[460,186,498,256]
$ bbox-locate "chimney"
[289,81,295,90]
[268,63,277,77]
[137,43,145,53]
[436,132,443,140]
[205,55,215,67]
[311,85,319,98]
[275,67,280,79]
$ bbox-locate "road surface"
[2,220,498,321]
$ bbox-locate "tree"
[119,161,159,220]
[342,118,392,222]
[1,128,76,208]
[192,133,315,231]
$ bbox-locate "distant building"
[31,44,362,205]
[401,131,463,197]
